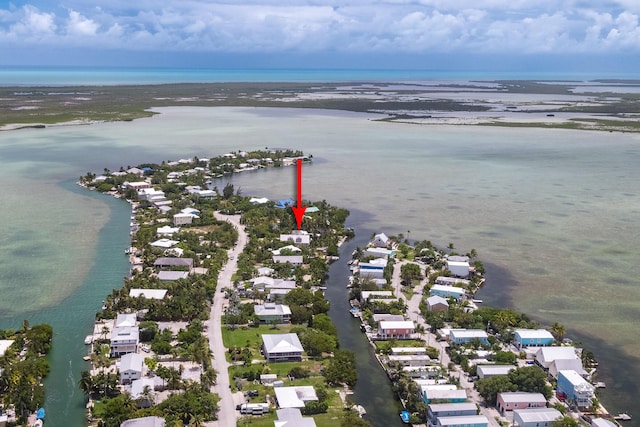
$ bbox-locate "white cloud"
[0,1,639,55]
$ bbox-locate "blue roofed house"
[275,199,294,209]
[514,329,555,349]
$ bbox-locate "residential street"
[390,259,501,427]
[206,213,248,427]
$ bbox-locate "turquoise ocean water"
[0,68,639,425]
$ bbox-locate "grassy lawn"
[222,324,293,349]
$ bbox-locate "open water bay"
[0,106,639,423]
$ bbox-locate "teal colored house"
[429,284,466,301]
[514,329,554,348]
[421,387,467,404]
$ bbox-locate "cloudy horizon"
[1,1,639,71]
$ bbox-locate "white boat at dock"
[614,413,632,421]
[84,335,93,345]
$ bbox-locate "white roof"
[0,340,14,357]
[275,408,317,427]
[157,271,189,281]
[272,245,302,255]
[361,291,393,300]
[391,347,427,354]
[116,313,137,327]
[450,329,488,339]
[150,239,179,248]
[499,392,547,404]
[446,260,470,267]
[274,386,318,408]
[477,365,516,375]
[438,415,489,426]
[421,384,457,391]
[130,378,155,399]
[535,346,577,364]
[257,267,274,275]
[121,352,145,372]
[515,329,554,340]
[558,370,594,390]
[156,225,180,235]
[389,355,431,362]
[121,417,166,427]
[111,325,139,342]
[129,289,168,300]
[254,303,292,317]
[514,408,562,423]
[262,334,304,354]
[592,419,618,427]
[252,276,275,286]
[427,295,449,305]
[250,197,270,204]
[430,284,466,295]
[379,320,415,330]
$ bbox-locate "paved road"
[206,212,248,427]
[390,259,501,427]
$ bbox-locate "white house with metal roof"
[436,415,488,427]
[514,329,555,348]
[513,408,562,427]
[274,386,318,408]
[262,334,304,362]
[254,303,292,324]
[120,352,145,384]
[274,408,317,427]
[476,365,516,379]
[535,346,578,369]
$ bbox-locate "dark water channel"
[325,212,404,427]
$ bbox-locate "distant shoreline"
[2,80,640,132]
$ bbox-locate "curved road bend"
[207,212,248,427]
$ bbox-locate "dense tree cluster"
[475,366,552,405]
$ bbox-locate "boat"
[36,407,45,420]
[472,299,483,303]
[84,335,93,345]
[353,405,366,417]
[614,413,632,421]
[400,410,411,424]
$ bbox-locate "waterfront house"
[365,247,395,259]
[150,238,179,249]
[120,416,166,427]
[372,233,390,247]
[427,402,478,425]
[435,276,471,287]
[549,358,587,379]
[153,257,194,271]
[361,290,394,302]
[378,320,415,340]
[476,365,516,379]
[274,408,317,427]
[514,329,555,349]
[496,392,547,415]
[557,370,595,408]
[279,231,311,246]
[262,334,304,362]
[437,415,489,427]
[273,255,303,266]
[119,352,145,384]
[388,354,432,367]
[445,260,470,278]
[513,408,561,427]
[129,289,168,300]
[534,347,578,369]
[449,329,489,345]
[274,386,318,408]
[115,313,137,328]
[373,314,405,323]
[359,258,387,279]
[157,271,189,281]
[591,419,618,427]
[254,303,292,324]
[427,295,450,312]
[110,325,139,358]
[421,387,467,404]
[156,225,180,236]
[429,284,466,301]
[123,181,151,191]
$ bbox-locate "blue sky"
[1,1,640,71]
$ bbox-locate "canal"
[325,211,405,427]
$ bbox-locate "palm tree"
[550,322,566,342]
[78,370,94,397]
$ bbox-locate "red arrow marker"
[291,159,307,230]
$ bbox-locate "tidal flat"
[2,80,640,132]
